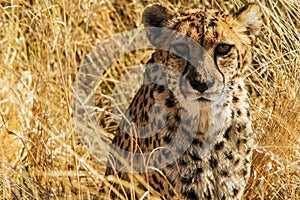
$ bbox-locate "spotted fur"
[103,3,261,200]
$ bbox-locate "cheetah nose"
[190,79,214,93]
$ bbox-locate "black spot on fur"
[139,102,143,110]
[224,126,231,140]
[209,157,218,168]
[225,151,234,160]
[133,115,137,122]
[157,85,165,93]
[208,21,216,27]
[155,133,159,140]
[152,174,159,184]
[143,98,148,107]
[214,31,219,38]
[246,109,250,117]
[189,21,196,27]
[147,55,155,64]
[125,133,129,140]
[233,187,239,196]
[183,189,198,200]
[245,158,250,164]
[234,158,240,166]
[166,97,175,107]
[144,85,149,94]
[197,167,203,173]
[159,182,164,191]
[236,138,241,148]
[246,148,251,155]
[163,135,172,144]
[150,90,154,99]
[148,137,153,145]
[192,138,203,146]
[174,113,181,123]
[141,110,145,119]
[238,85,242,91]
[129,109,132,116]
[215,141,224,150]
[220,169,229,177]
[233,96,239,102]
[132,98,138,108]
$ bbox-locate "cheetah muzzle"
[103,3,262,200]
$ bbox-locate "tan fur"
[103,3,261,200]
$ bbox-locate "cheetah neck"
[196,78,245,136]
[196,91,232,151]
[197,100,231,135]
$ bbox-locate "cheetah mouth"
[185,96,215,102]
[197,97,211,102]
[185,92,224,102]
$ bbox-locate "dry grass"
[0,0,299,199]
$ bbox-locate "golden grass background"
[0,0,299,199]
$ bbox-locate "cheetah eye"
[171,43,190,57]
[215,44,233,56]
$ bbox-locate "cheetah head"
[142,3,261,102]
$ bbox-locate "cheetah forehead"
[174,9,244,46]
[180,8,229,23]
[143,3,261,47]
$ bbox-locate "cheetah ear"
[142,4,174,28]
[234,3,262,36]
[142,4,175,46]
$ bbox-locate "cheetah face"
[143,4,261,102]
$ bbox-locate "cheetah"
[103,3,261,200]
